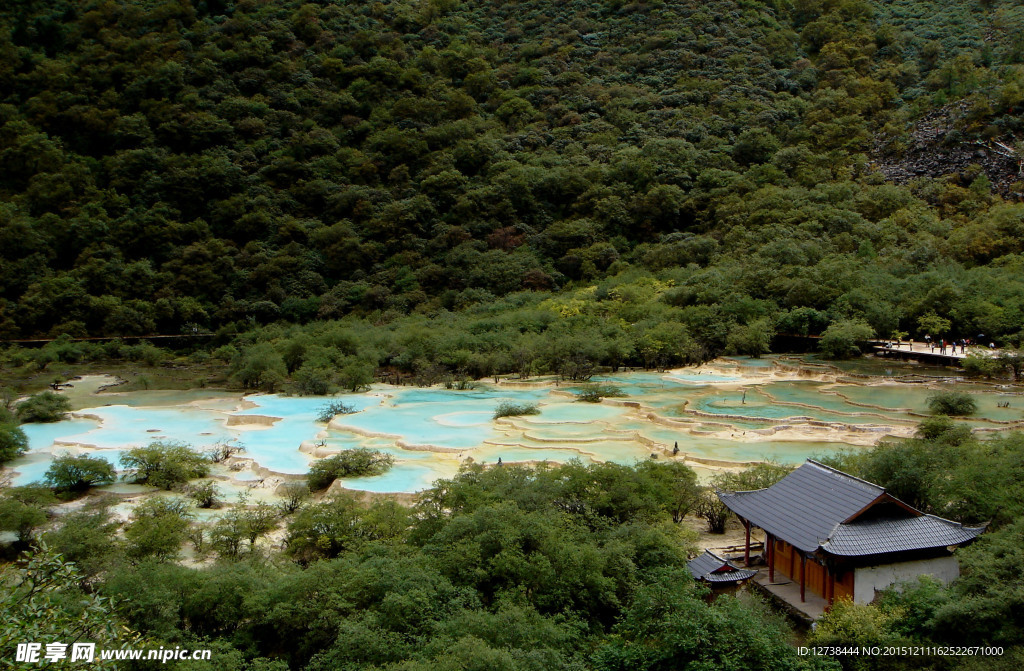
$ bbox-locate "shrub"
[694,487,729,534]
[575,384,627,403]
[277,482,311,515]
[819,319,875,359]
[205,441,245,463]
[927,391,977,416]
[40,505,121,578]
[121,441,210,489]
[185,480,222,508]
[0,423,29,464]
[316,400,356,423]
[962,353,1002,378]
[16,391,71,423]
[307,449,395,490]
[0,485,56,544]
[493,402,540,419]
[124,497,191,560]
[44,454,116,492]
[339,359,375,392]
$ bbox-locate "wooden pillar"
[799,554,806,602]
[743,519,751,567]
[767,534,774,583]
[827,569,836,606]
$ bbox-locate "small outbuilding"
[687,550,757,587]
[718,459,985,605]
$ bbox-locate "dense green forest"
[4,428,1024,670]
[2,0,1024,356]
[4,0,1024,669]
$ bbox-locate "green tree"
[185,480,222,508]
[0,547,140,670]
[316,400,356,423]
[0,422,29,464]
[725,317,776,358]
[927,391,977,416]
[338,359,375,392]
[819,319,875,359]
[694,487,730,534]
[0,486,55,546]
[307,449,395,490]
[124,497,191,561]
[121,441,210,489]
[963,352,1003,378]
[44,453,116,492]
[809,598,904,662]
[636,460,702,523]
[286,494,408,562]
[277,482,311,515]
[717,462,793,491]
[917,312,952,339]
[230,343,287,392]
[16,391,71,423]
[997,349,1024,381]
[41,504,122,578]
[592,568,824,671]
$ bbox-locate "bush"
[205,441,244,463]
[715,461,793,491]
[819,319,875,359]
[44,454,116,492]
[16,391,71,423]
[339,359,375,392]
[575,384,627,403]
[493,402,540,419]
[694,487,729,533]
[0,485,56,544]
[962,353,1003,378]
[0,423,29,464]
[927,391,977,416]
[307,450,395,490]
[185,480,222,508]
[124,497,191,560]
[121,441,210,489]
[40,505,121,578]
[278,482,311,515]
[285,494,409,562]
[316,401,356,423]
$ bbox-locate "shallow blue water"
[10,365,1015,493]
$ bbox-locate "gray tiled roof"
[718,460,884,553]
[718,460,985,557]
[687,550,758,583]
[821,515,985,556]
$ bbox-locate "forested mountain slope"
[2,0,1024,350]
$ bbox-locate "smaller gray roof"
[687,550,757,583]
[821,515,986,556]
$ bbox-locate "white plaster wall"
[853,556,959,604]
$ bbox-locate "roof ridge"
[915,513,988,531]
[704,549,727,562]
[806,459,885,492]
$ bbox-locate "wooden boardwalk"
[871,340,995,366]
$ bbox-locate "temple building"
[718,460,985,605]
